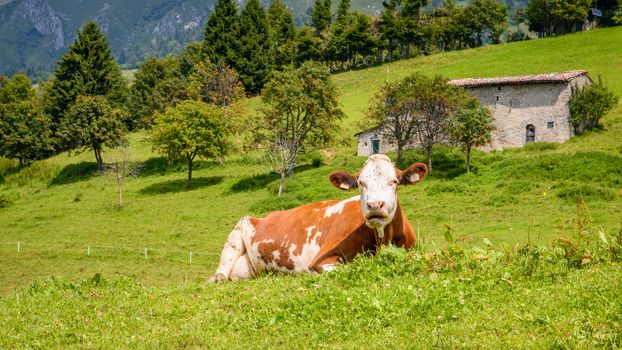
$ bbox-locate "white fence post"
[189,252,193,264]
[144,248,147,259]
[17,241,20,253]
[88,244,91,256]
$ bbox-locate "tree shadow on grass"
[140,176,224,195]
[136,157,220,177]
[228,164,318,193]
[49,162,99,186]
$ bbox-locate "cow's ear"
[399,162,427,185]
[329,171,358,191]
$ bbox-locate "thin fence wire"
[0,241,220,264]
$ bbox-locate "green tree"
[234,0,274,94]
[526,0,591,36]
[268,0,297,68]
[569,78,618,131]
[188,58,245,108]
[379,0,402,61]
[450,102,495,173]
[177,42,204,77]
[203,0,239,65]
[45,21,127,127]
[129,56,181,128]
[58,95,127,170]
[0,73,53,167]
[461,0,508,45]
[256,62,344,175]
[151,100,230,188]
[366,73,468,170]
[311,0,332,35]
[295,26,324,63]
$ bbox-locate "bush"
[569,77,618,131]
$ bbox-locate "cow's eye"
[358,180,367,188]
[390,179,398,186]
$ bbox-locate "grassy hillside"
[1,27,622,348]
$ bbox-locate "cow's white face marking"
[357,155,399,229]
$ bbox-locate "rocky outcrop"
[11,0,65,49]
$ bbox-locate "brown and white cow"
[209,154,427,282]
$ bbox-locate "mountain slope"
[0,0,528,80]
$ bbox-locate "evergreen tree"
[234,0,273,94]
[311,0,332,35]
[268,0,297,69]
[45,21,127,127]
[379,0,402,61]
[203,0,238,64]
[177,42,204,77]
[335,0,351,23]
[296,26,324,63]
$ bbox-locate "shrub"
[569,77,618,131]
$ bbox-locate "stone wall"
[470,75,591,150]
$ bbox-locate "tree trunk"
[286,147,298,176]
[186,155,193,188]
[278,172,285,197]
[396,144,404,169]
[427,145,433,174]
[466,146,471,173]
[94,148,104,171]
[118,178,123,209]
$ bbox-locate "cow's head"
[329,155,427,229]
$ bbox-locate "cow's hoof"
[208,273,227,283]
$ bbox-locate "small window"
[547,122,555,129]
[497,86,501,91]
[496,96,499,101]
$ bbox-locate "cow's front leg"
[311,255,342,273]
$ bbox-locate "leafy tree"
[151,101,230,188]
[569,77,618,131]
[526,0,591,36]
[461,0,508,45]
[345,12,376,66]
[311,0,332,35]
[268,0,297,68]
[335,0,351,24]
[58,95,127,170]
[450,102,495,173]
[234,0,274,94]
[0,74,53,167]
[256,62,344,175]
[45,21,127,127]
[366,73,468,170]
[148,77,189,122]
[203,0,238,65]
[177,42,204,77]
[188,58,245,108]
[129,56,181,127]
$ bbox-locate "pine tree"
[234,0,273,94]
[311,0,332,35]
[268,0,297,68]
[45,21,126,127]
[203,0,238,65]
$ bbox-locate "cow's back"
[246,196,370,273]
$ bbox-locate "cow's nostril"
[379,201,386,210]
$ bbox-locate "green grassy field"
[1,27,622,348]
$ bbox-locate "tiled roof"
[449,70,590,87]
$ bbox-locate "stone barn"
[356,70,592,156]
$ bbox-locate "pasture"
[1,26,622,348]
